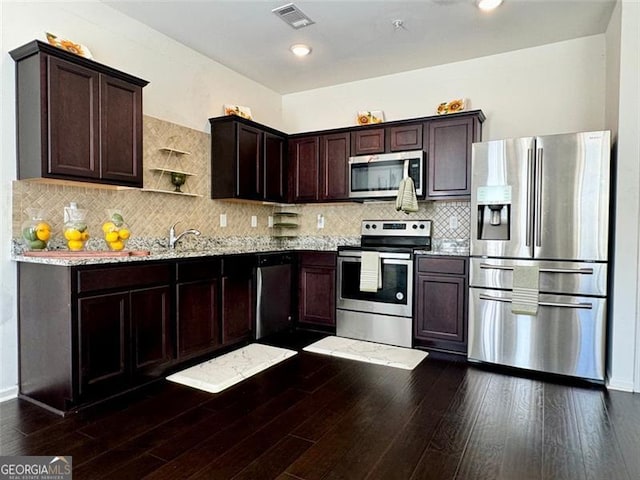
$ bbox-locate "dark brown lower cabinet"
[414,256,468,354]
[297,252,336,329]
[19,262,173,414]
[221,255,256,345]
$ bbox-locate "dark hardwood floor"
[1,331,639,480]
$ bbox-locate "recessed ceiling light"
[477,0,503,11]
[290,44,312,57]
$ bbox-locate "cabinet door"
[78,292,129,398]
[427,117,476,199]
[389,124,423,152]
[177,280,220,359]
[131,286,173,377]
[289,137,319,202]
[48,56,100,180]
[298,265,336,327]
[414,273,466,352]
[100,75,143,187]
[263,132,286,202]
[352,128,385,155]
[221,275,254,345]
[237,124,262,199]
[320,133,350,201]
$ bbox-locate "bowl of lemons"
[22,209,52,251]
[102,210,131,251]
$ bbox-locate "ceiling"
[103,0,616,94]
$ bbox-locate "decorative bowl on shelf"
[170,172,187,192]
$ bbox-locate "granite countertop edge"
[12,245,469,266]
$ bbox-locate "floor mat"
[166,343,297,393]
[303,336,427,370]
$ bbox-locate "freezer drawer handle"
[479,263,593,275]
[479,293,592,309]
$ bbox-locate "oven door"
[337,251,413,317]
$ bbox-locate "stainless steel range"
[336,219,432,347]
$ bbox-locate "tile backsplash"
[12,115,470,245]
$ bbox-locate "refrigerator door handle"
[479,293,593,310]
[526,148,534,247]
[534,147,543,247]
[479,263,594,275]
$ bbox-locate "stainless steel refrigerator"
[468,131,611,382]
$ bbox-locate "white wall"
[608,0,640,392]
[0,0,283,398]
[282,36,606,141]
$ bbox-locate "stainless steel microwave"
[348,150,424,199]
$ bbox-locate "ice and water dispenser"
[476,185,511,240]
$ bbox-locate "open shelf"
[145,144,200,196]
[141,188,202,197]
[149,168,196,176]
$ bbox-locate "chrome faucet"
[169,221,201,249]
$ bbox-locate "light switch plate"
[268,216,274,228]
[220,213,227,227]
[449,215,458,230]
[251,215,257,228]
[317,214,325,229]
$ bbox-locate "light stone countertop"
[11,235,469,266]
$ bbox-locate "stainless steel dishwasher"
[256,253,293,339]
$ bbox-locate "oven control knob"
[412,224,418,229]
[372,224,377,229]
[396,292,404,301]
[420,224,425,229]
[365,224,370,229]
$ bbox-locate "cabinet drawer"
[298,251,336,268]
[77,263,172,294]
[176,258,221,282]
[416,256,467,275]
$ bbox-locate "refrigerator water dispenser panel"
[477,185,512,241]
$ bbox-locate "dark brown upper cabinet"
[289,136,320,202]
[210,116,287,203]
[426,114,483,200]
[351,128,385,155]
[289,132,350,203]
[10,40,147,188]
[388,123,423,151]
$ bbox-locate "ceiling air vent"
[272,3,315,29]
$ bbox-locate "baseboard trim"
[606,378,635,392]
[0,386,19,403]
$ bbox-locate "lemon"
[102,221,116,233]
[64,229,81,241]
[68,240,84,251]
[118,228,130,240]
[81,231,90,241]
[105,231,119,243]
[35,223,51,242]
[109,240,124,251]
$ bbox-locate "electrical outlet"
[317,214,325,229]
[220,213,227,227]
[251,215,257,228]
[268,216,274,228]
[449,215,458,230]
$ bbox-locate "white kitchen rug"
[166,343,297,393]
[303,336,427,370]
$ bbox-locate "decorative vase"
[63,205,89,251]
[22,209,52,251]
[170,172,187,193]
[102,209,131,251]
